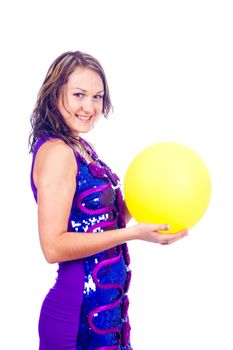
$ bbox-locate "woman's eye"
[93,95,104,100]
[74,93,84,98]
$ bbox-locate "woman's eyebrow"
[71,86,104,94]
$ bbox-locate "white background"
[0,0,233,349]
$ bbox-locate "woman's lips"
[75,114,92,123]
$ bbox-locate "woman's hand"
[130,223,188,245]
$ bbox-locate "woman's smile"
[75,114,93,123]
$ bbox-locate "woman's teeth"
[76,115,92,121]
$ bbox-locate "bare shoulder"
[36,139,75,165]
[34,139,77,183]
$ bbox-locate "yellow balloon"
[124,142,211,233]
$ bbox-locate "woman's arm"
[34,140,188,264]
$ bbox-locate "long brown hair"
[29,51,112,152]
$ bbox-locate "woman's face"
[57,66,104,135]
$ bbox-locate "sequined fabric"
[31,136,132,350]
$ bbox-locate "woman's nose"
[81,96,94,114]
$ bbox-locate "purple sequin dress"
[30,136,132,350]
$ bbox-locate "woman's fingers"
[156,230,188,245]
[153,224,170,232]
[133,223,188,244]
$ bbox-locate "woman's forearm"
[41,222,187,264]
[43,226,137,264]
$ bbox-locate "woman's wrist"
[126,225,139,241]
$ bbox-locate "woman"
[29,51,187,350]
